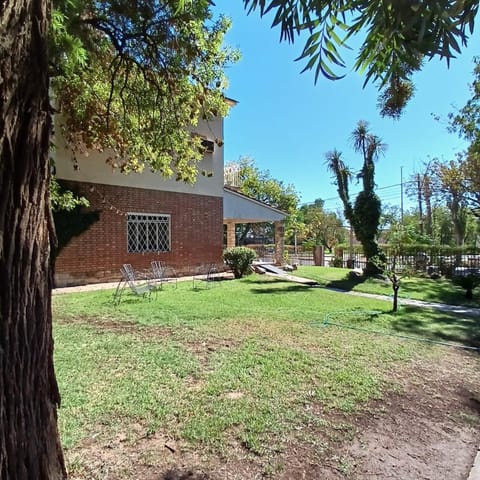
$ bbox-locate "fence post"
[274,220,285,265]
[313,246,324,266]
[334,247,344,267]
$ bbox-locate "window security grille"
[127,213,171,253]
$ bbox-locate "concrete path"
[469,451,480,480]
[52,272,235,295]
[53,281,120,295]
[331,288,480,319]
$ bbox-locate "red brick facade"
[54,181,224,286]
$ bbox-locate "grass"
[52,274,480,474]
[295,266,480,307]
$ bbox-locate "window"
[127,213,171,253]
[201,138,215,153]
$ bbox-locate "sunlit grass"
[53,273,480,463]
[296,266,480,306]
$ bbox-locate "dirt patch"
[57,315,175,340]
[65,349,480,480]
[276,349,480,479]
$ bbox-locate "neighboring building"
[53,102,287,287]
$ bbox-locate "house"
[53,101,287,287]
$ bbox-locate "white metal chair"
[150,261,178,289]
[112,264,156,305]
[192,263,218,289]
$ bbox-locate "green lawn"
[296,266,480,307]
[53,274,480,476]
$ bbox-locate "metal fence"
[288,252,316,266]
[247,244,480,275]
[334,247,480,274]
[248,245,317,265]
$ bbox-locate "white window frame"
[127,212,171,253]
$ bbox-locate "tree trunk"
[392,284,400,312]
[449,197,466,247]
[0,0,66,478]
[420,169,434,237]
[237,223,252,245]
[424,188,433,236]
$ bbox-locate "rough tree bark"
[0,0,66,478]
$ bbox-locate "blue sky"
[215,3,479,214]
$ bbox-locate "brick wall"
[54,181,224,286]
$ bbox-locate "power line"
[301,180,417,206]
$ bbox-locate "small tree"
[452,272,480,300]
[430,157,469,246]
[381,224,415,312]
[384,256,411,313]
[299,199,345,253]
[223,247,256,279]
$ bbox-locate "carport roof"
[223,187,287,223]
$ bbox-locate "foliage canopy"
[244,0,478,116]
[298,199,345,252]
[51,0,239,182]
[449,57,480,214]
[226,156,299,213]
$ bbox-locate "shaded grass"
[53,274,480,463]
[296,266,480,307]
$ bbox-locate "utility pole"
[400,166,404,224]
[417,173,424,235]
[349,222,354,267]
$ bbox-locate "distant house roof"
[224,97,238,107]
[223,186,287,223]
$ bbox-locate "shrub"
[452,272,480,300]
[330,256,343,268]
[223,247,257,279]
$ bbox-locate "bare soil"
[66,349,480,480]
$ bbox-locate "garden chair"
[192,263,218,289]
[150,260,178,289]
[112,264,156,305]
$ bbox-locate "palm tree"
[325,149,353,220]
[351,120,386,192]
[326,121,386,275]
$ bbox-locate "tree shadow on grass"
[321,273,479,307]
[250,284,315,294]
[324,308,480,350]
[247,277,317,294]
[325,274,368,292]
[402,281,480,308]
[385,306,480,350]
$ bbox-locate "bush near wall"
[223,247,257,279]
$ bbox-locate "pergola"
[223,187,287,265]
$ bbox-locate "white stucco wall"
[53,116,225,198]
